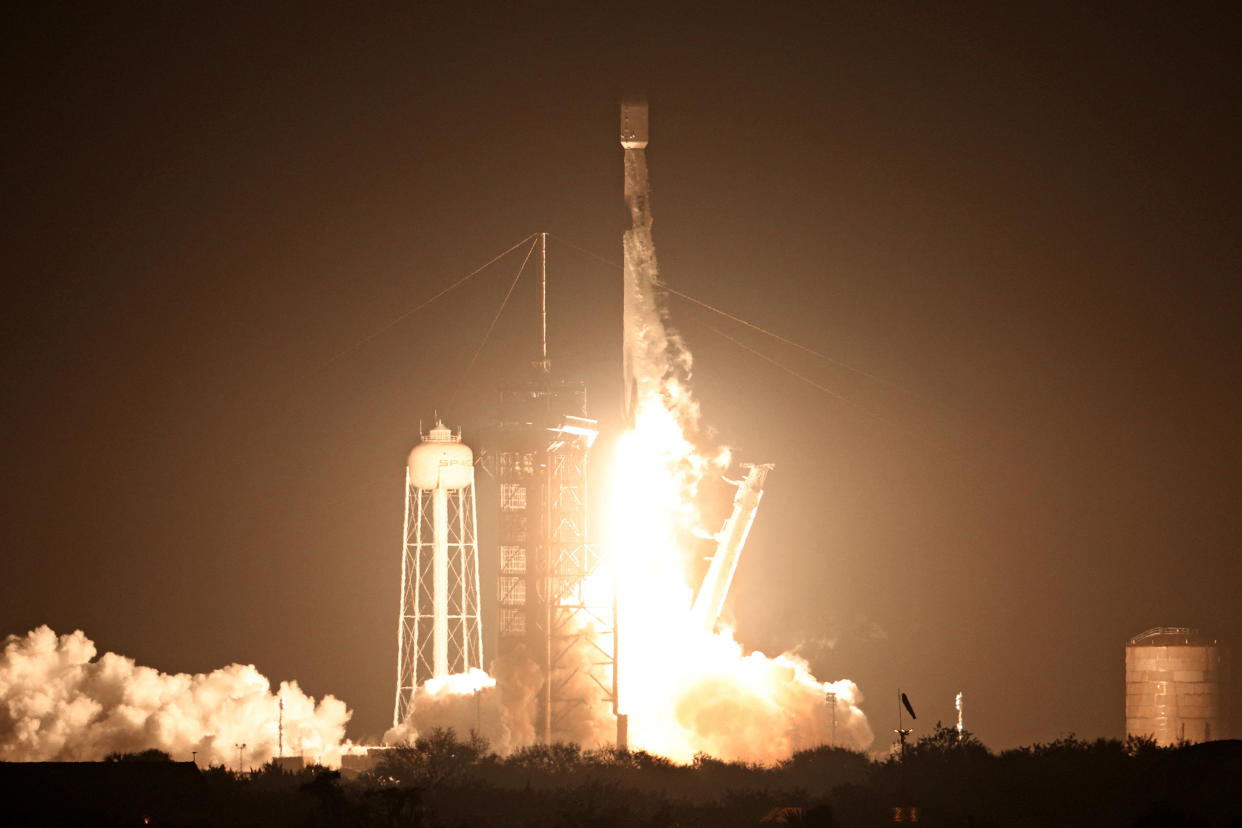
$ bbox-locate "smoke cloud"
[384,629,615,755]
[637,628,873,763]
[0,626,350,767]
[383,667,501,749]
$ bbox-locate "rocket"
[620,96,648,150]
[621,96,657,426]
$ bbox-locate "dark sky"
[4,3,1239,750]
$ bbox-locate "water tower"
[393,421,484,727]
[1125,627,1225,745]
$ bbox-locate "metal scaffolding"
[543,418,613,742]
[493,381,615,743]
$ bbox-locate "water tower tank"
[1125,627,1225,745]
[407,422,474,490]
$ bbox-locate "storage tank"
[407,422,473,490]
[1125,627,1225,745]
[393,420,483,725]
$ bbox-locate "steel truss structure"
[394,457,484,727]
[543,419,614,741]
[495,383,615,743]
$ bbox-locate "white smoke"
[384,628,615,755]
[489,649,542,749]
[383,668,501,748]
[627,624,873,763]
[0,626,350,767]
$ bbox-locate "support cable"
[661,284,898,388]
[701,324,855,407]
[451,237,539,407]
[321,232,538,368]
[547,232,897,390]
[700,322,972,462]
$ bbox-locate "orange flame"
[606,391,872,763]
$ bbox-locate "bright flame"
[606,387,872,763]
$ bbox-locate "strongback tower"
[393,422,484,727]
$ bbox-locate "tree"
[104,748,173,762]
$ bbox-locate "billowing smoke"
[383,657,545,754]
[0,626,350,767]
[489,649,542,749]
[383,668,501,749]
[385,629,615,754]
[620,617,873,763]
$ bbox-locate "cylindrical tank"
[1125,627,1225,745]
[407,422,474,490]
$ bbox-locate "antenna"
[278,695,285,759]
[955,691,964,735]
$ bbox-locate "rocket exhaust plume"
[0,626,350,767]
[611,98,872,762]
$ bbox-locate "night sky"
[4,3,1239,750]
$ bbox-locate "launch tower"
[492,234,616,744]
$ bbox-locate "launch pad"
[392,100,784,752]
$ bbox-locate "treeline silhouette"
[4,725,1239,826]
